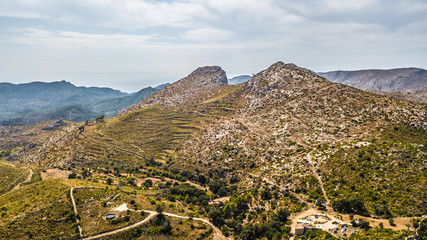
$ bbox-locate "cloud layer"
[1,0,426,92]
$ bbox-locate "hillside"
[318,68,427,92]
[0,62,425,239]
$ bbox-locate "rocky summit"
[125,66,227,113]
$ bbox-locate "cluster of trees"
[332,197,367,215]
[149,212,172,235]
[206,190,292,240]
[208,179,237,197]
[351,218,370,229]
[164,183,210,206]
[207,193,252,235]
[238,208,291,240]
[300,229,337,240]
[372,203,392,218]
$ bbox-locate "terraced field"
[98,107,201,159]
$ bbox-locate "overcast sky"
[1,0,426,92]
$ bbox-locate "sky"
[1,0,426,92]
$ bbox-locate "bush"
[68,173,77,179]
[389,218,396,227]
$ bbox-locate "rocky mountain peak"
[246,62,317,94]
[123,66,228,113]
[187,66,228,86]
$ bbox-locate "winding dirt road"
[12,167,33,190]
[1,161,33,191]
[83,211,157,240]
[70,186,229,240]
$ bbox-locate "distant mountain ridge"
[318,67,427,92]
[228,75,251,85]
[0,80,168,125]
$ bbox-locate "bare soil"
[41,168,72,180]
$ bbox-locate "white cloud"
[9,28,154,49]
[324,0,378,10]
[182,28,234,43]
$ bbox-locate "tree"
[209,209,225,226]
[82,169,90,179]
[68,173,77,179]
[198,174,207,185]
[156,204,164,213]
[95,115,105,123]
[358,218,370,229]
[389,218,396,226]
[144,179,153,188]
[208,179,227,194]
[126,177,136,186]
[261,188,272,200]
[275,208,290,223]
[332,197,367,214]
[218,186,229,197]
[106,178,113,185]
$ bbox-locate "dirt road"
[83,211,157,240]
[70,186,229,240]
[1,161,34,191]
[12,167,33,190]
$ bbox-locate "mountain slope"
[29,62,426,216]
[1,62,426,239]
[318,67,427,92]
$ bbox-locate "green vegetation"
[348,228,411,239]
[0,162,29,194]
[418,219,427,239]
[73,187,149,237]
[0,180,78,239]
[299,229,338,239]
[332,197,367,215]
[322,123,427,217]
[238,207,291,240]
[101,216,213,240]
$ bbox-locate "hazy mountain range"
[1,67,425,126]
[317,68,426,92]
[0,81,169,125]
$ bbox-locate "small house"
[295,223,306,236]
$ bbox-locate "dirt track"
[70,186,229,240]
[1,161,34,191]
